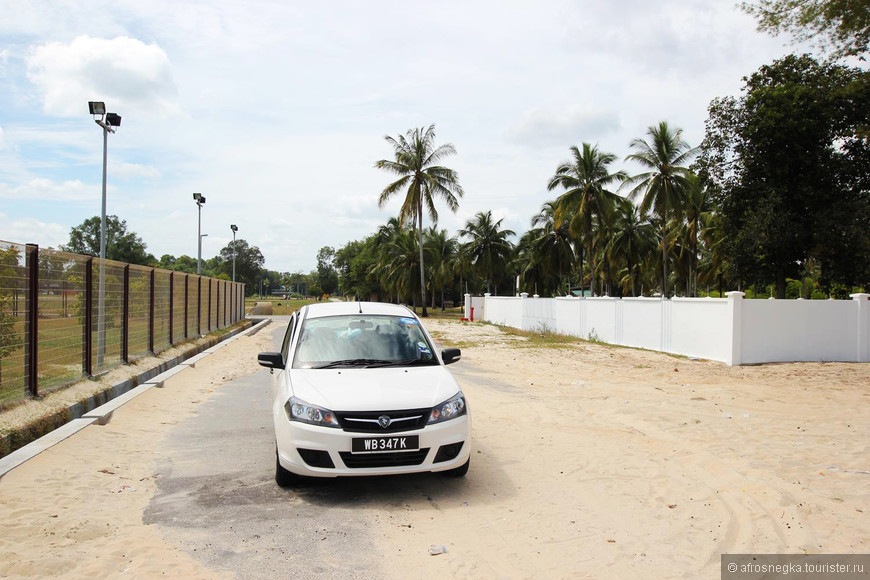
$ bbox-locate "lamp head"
[88,101,106,116]
[230,224,238,233]
[193,193,205,204]
[105,113,121,127]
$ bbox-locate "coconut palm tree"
[607,199,656,297]
[682,173,711,296]
[425,228,459,310]
[376,228,420,305]
[698,208,728,296]
[623,121,697,298]
[459,211,515,294]
[523,201,577,295]
[375,125,463,316]
[547,143,626,296]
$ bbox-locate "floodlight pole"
[97,120,108,366]
[230,224,238,282]
[197,204,202,274]
[89,102,120,368]
[194,193,206,274]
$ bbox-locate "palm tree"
[698,208,727,296]
[547,143,626,296]
[375,125,463,316]
[425,228,459,310]
[376,228,420,305]
[623,121,697,298]
[607,199,656,297]
[682,173,711,296]
[522,201,576,295]
[459,211,515,294]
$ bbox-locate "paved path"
[143,322,388,578]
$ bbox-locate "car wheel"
[275,448,300,487]
[442,457,470,477]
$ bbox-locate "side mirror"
[442,348,461,365]
[258,351,285,370]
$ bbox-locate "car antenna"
[356,293,362,313]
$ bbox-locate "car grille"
[339,448,430,468]
[334,408,429,433]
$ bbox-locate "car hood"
[288,366,461,411]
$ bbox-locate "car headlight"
[284,396,340,428]
[428,392,467,424]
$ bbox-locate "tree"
[607,199,656,297]
[425,228,459,310]
[335,238,381,300]
[741,0,870,59]
[283,271,312,297]
[681,174,713,296]
[61,215,154,266]
[548,143,627,296]
[375,124,464,316]
[459,211,515,295]
[172,255,199,274]
[377,228,421,305]
[315,246,339,295]
[218,239,264,294]
[157,254,177,270]
[517,202,577,296]
[623,122,698,297]
[700,54,870,296]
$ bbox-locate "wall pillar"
[725,291,745,366]
[850,293,869,363]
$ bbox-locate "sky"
[0,0,810,274]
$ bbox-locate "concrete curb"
[0,318,272,478]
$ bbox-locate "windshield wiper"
[315,358,439,369]
[316,358,393,369]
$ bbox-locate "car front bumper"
[275,411,471,478]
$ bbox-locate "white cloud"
[114,162,161,180]
[26,35,180,118]
[0,178,92,201]
[0,213,68,248]
[510,105,621,148]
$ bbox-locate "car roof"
[301,301,417,320]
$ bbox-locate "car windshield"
[292,314,438,369]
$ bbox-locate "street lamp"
[230,224,238,282]
[193,193,206,274]
[88,101,121,367]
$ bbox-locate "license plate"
[352,435,419,453]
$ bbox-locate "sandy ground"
[391,320,870,578]
[0,318,868,579]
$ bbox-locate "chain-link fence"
[0,241,245,408]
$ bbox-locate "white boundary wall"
[464,292,870,365]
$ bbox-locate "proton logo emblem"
[378,415,392,429]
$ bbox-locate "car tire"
[275,448,300,487]
[442,457,470,477]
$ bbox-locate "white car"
[258,301,470,486]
